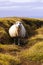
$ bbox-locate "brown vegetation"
[0,17,43,65]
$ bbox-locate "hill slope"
[0,17,43,65]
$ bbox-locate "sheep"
[9,21,27,45]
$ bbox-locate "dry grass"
[0,17,43,65]
[20,41,43,62]
[0,44,21,52]
[0,53,21,65]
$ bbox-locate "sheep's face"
[16,21,22,28]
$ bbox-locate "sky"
[0,0,43,18]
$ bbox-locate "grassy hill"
[0,17,43,65]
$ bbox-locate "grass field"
[0,17,43,65]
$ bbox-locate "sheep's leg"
[14,38,15,44]
[18,38,20,45]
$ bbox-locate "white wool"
[20,24,26,37]
[9,24,18,37]
[9,22,26,38]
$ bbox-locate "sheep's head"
[15,21,22,36]
[15,21,22,29]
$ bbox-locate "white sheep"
[9,21,26,45]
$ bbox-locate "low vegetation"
[0,53,21,65]
[21,41,43,61]
[0,17,43,65]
